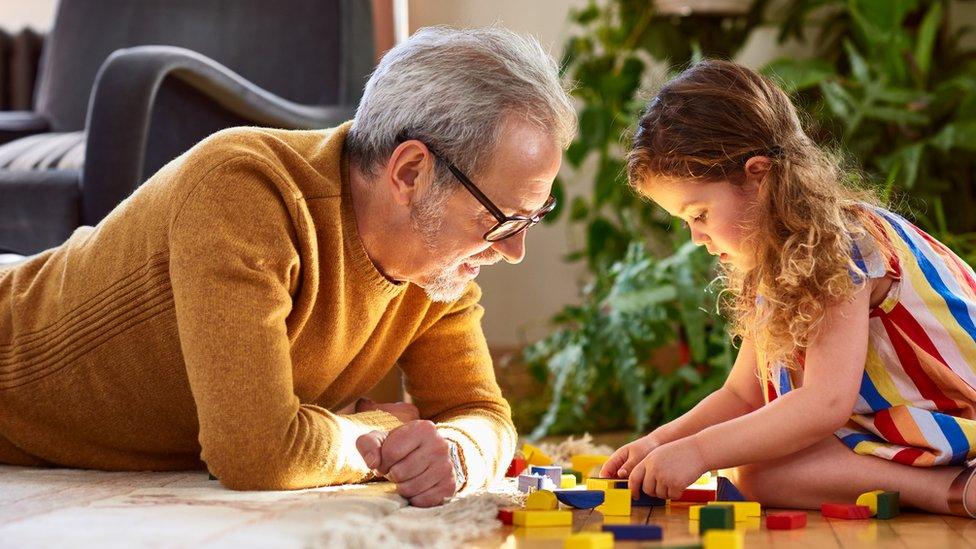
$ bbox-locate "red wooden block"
[821,503,871,519]
[506,457,527,477]
[497,508,514,525]
[674,488,716,503]
[766,511,807,529]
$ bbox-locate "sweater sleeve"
[168,156,402,490]
[397,284,517,492]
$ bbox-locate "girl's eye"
[693,211,708,224]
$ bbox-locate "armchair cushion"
[0,132,85,170]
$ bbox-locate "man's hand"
[356,420,458,507]
[354,397,420,423]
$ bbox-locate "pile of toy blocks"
[498,443,901,548]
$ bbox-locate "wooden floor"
[4,464,976,548]
[474,503,976,548]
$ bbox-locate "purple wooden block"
[716,476,746,502]
[601,523,663,541]
[633,489,666,507]
[553,489,605,509]
[530,465,563,488]
[517,473,544,493]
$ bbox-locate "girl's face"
[641,175,761,269]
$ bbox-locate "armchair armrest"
[82,45,357,225]
[0,112,50,146]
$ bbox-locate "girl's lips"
[461,263,480,276]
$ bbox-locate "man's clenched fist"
[356,420,460,507]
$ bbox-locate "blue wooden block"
[601,523,663,541]
[716,477,746,502]
[553,489,605,509]
[633,488,666,507]
[530,465,563,488]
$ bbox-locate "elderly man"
[0,27,576,507]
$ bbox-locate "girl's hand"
[600,434,662,479]
[628,437,707,500]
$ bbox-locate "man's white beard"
[422,260,469,303]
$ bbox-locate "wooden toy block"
[506,456,528,477]
[564,532,614,549]
[587,477,628,490]
[523,443,553,466]
[675,488,716,503]
[601,523,663,541]
[715,477,746,502]
[526,489,558,510]
[766,511,807,530]
[694,473,712,485]
[706,501,761,521]
[497,508,514,525]
[553,489,605,509]
[564,468,583,483]
[531,465,563,488]
[561,474,578,488]
[633,487,666,507]
[699,505,734,534]
[689,504,703,520]
[571,454,610,479]
[661,544,703,549]
[513,509,573,527]
[855,489,883,515]
[876,491,900,519]
[518,473,544,493]
[820,503,871,519]
[596,488,632,516]
[702,529,743,549]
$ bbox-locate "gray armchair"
[0,0,374,255]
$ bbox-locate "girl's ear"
[743,156,772,186]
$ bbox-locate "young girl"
[602,59,976,517]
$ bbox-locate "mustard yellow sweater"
[0,122,516,491]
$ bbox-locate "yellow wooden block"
[561,474,577,488]
[513,509,573,527]
[526,489,558,510]
[524,443,553,466]
[689,504,703,520]
[564,532,614,549]
[703,529,743,549]
[571,454,609,480]
[586,478,610,490]
[596,488,631,516]
[695,473,712,485]
[706,500,760,521]
[856,489,884,516]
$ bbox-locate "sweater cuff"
[343,410,404,432]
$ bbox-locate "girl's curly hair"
[627,59,892,380]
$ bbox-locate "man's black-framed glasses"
[431,152,557,242]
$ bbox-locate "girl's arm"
[689,282,871,471]
[649,337,764,445]
[602,337,764,477]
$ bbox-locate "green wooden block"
[699,504,734,534]
[876,491,900,519]
[564,468,583,483]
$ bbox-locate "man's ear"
[382,141,435,207]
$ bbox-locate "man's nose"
[491,230,527,264]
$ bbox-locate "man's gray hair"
[346,26,577,183]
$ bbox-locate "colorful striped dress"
[765,206,976,466]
